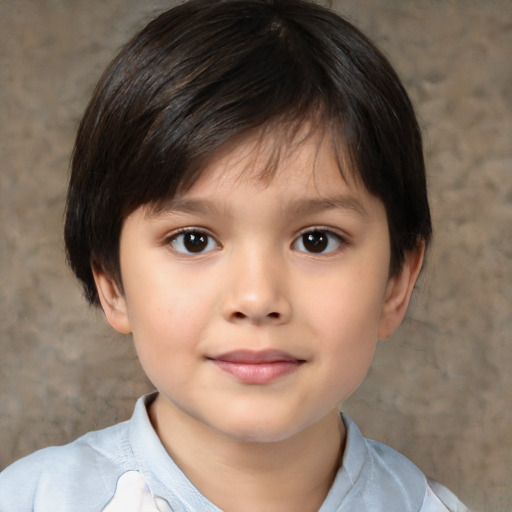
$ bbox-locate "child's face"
[95,131,419,444]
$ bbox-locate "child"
[0,1,469,510]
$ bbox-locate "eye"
[168,229,220,254]
[293,229,343,254]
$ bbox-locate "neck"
[150,397,345,512]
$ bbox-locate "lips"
[207,350,305,384]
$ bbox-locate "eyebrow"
[148,198,221,217]
[148,195,368,219]
[285,196,369,219]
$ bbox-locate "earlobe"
[378,243,425,340]
[92,268,132,334]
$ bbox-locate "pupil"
[303,231,327,253]
[184,232,207,252]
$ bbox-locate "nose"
[222,248,292,325]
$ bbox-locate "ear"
[92,268,132,335]
[378,243,425,340]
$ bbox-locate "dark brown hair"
[65,0,432,305]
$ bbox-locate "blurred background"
[0,1,510,510]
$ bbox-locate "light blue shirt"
[0,394,469,511]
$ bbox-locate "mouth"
[207,350,306,385]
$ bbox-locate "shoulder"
[0,420,133,512]
[422,478,471,512]
[338,415,469,512]
[340,414,427,506]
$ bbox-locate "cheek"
[302,268,388,338]
[128,298,203,394]
[124,270,221,375]
[315,304,379,404]
[319,292,380,368]
[298,271,387,389]
[123,258,216,332]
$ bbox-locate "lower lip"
[212,360,302,384]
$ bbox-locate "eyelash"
[164,227,348,255]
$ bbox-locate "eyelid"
[295,226,349,242]
[299,223,347,234]
[165,226,217,237]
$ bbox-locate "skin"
[94,131,424,512]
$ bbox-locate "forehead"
[145,126,383,223]
[184,125,361,196]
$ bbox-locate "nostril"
[232,311,280,320]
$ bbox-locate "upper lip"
[208,349,304,364]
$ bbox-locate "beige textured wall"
[1,1,510,510]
